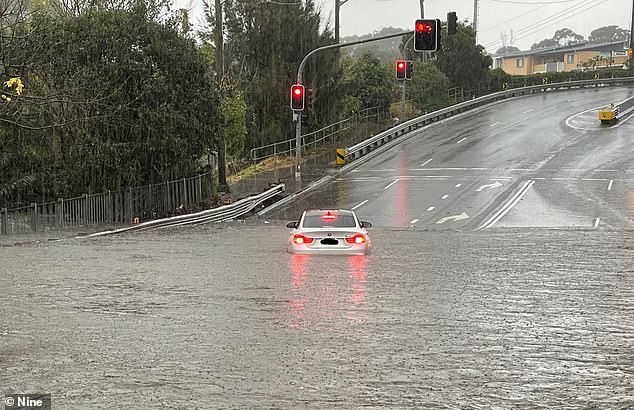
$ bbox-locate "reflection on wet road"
[2,224,634,408]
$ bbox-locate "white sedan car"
[287,209,372,255]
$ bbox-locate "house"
[492,41,629,75]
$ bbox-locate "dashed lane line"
[351,200,369,210]
[421,158,433,167]
[608,179,613,191]
[384,179,400,190]
[410,219,419,225]
[594,217,600,228]
[456,137,467,144]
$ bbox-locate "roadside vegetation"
[1,0,630,209]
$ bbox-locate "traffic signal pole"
[293,30,413,180]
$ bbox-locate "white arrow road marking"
[351,200,368,210]
[475,181,503,192]
[436,212,469,224]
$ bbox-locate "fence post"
[107,190,112,224]
[128,187,133,224]
[197,175,202,203]
[57,198,64,228]
[83,194,88,227]
[148,184,153,213]
[31,202,38,232]
[183,178,187,205]
[166,181,171,213]
[1,208,7,235]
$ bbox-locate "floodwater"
[1,223,634,408]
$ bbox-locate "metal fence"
[0,173,213,235]
[249,107,385,162]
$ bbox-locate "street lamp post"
[334,0,351,43]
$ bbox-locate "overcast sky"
[179,0,632,53]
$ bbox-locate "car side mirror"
[360,221,373,228]
[286,222,298,229]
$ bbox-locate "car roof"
[304,209,355,216]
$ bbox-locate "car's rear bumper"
[288,243,370,255]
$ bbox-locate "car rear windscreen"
[302,215,356,228]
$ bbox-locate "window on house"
[516,58,524,68]
[567,54,574,64]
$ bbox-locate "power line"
[484,0,607,49]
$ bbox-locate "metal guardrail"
[346,77,634,161]
[81,184,285,237]
[249,107,382,162]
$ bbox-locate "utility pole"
[214,0,227,189]
[473,0,479,40]
[420,0,424,18]
[334,0,350,43]
[630,0,634,72]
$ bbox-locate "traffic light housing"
[448,12,458,35]
[290,84,305,111]
[405,61,413,80]
[396,60,407,80]
[414,19,440,52]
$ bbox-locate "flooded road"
[2,223,634,408]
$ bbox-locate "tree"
[495,46,520,55]
[1,6,222,204]
[531,38,559,49]
[341,53,394,114]
[435,23,492,96]
[553,28,584,45]
[408,62,449,113]
[589,25,630,44]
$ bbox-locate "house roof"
[494,41,628,58]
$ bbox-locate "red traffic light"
[416,22,432,33]
[396,60,407,80]
[290,84,305,111]
[414,19,440,52]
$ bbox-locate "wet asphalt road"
[272,87,634,231]
[2,225,634,408]
[2,89,634,408]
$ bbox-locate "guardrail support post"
[1,208,7,235]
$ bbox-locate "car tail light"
[345,234,366,244]
[322,211,337,221]
[293,234,314,244]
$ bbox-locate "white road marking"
[475,181,503,192]
[523,109,535,113]
[421,158,433,167]
[510,168,534,171]
[490,121,500,127]
[441,195,449,199]
[596,169,618,172]
[608,179,613,191]
[594,217,600,227]
[410,219,419,225]
[533,177,546,180]
[384,179,400,190]
[456,137,467,144]
[351,200,368,210]
[436,212,469,224]
[426,207,435,211]
[581,178,608,181]
[565,105,605,130]
[455,183,462,188]
[410,167,489,171]
[478,180,535,230]
[552,178,578,181]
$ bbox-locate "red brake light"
[345,234,366,244]
[322,211,337,220]
[293,234,314,244]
